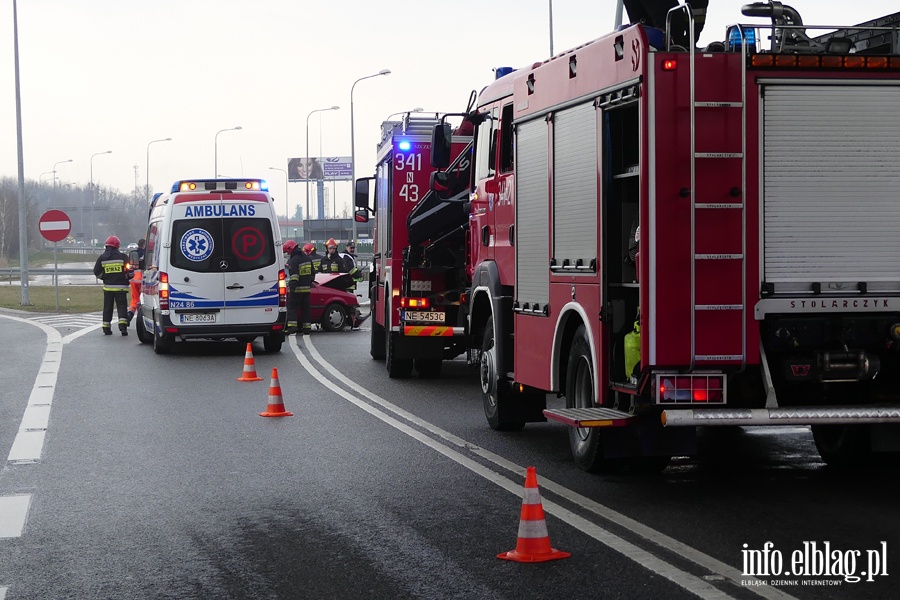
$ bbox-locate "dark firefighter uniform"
[93,236,131,336]
[285,242,314,335]
[319,238,344,274]
[340,241,361,293]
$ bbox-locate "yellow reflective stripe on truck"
[403,326,454,337]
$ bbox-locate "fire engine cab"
[356,114,473,378]
[430,2,900,471]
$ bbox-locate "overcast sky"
[1,1,897,219]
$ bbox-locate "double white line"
[293,335,798,600]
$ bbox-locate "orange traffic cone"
[236,342,263,382]
[498,466,570,563]
[259,368,293,417]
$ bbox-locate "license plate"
[404,310,445,323]
[180,313,216,324]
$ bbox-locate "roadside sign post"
[38,210,72,311]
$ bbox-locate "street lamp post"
[90,150,112,248]
[385,107,423,122]
[214,126,242,179]
[268,166,289,236]
[350,69,391,243]
[52,159,72,190]
[305,106,340,242]
[146,137,172,201]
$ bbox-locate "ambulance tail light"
[655,373,726,404]
[278,269,287,307]
[400,297,430,309]
[159,272,169,311]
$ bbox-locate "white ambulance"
[135,178,287,354]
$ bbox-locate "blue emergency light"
[398,140,411,151]
[727,26,757,52]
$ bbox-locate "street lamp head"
[234,126,243,131]
[379,69,391,75]
[330,105,340,110]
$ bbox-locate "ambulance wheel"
[322,303,349,332]
[415,358,442,379]
[136,313,151,344]
[370,287,386,359]
[152,317,172,355]
[566,325,608,472]
[263,333,283,353]
[812,425,871,467]
[481,318,525,432]
[386,331,413,378]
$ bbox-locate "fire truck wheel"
[481,318,525,431]
[370,299,386,360]
[386,330,413,378]
[415,358,442,378]
[566,325,607,472]
[811,424,871,467]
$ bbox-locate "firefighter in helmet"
[292,243,318,335]
[319,238,345,274]
[305,242,323,274]
[93,235,132,336]
[284,240,314,335]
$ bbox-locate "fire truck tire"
[481,319,525,432]
[415,358,442,378]
[370,287,386,359]
[566,325,607,472]
[152,316,172,355]
[811,424,871,467]
[386,331,413,378]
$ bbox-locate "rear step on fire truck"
[425,1,900,472]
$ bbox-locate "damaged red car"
[305,272,368,331]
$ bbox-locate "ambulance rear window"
[170,217,276,272]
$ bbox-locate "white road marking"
[0,494,32,538]
[0,315,61,464]
[294,337,798,600]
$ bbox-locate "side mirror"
[354,177,373,210]
[430,170,450,192]
[431,123,452,168]
[354,209,369,223]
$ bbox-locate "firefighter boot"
[126,310,135,325]
[285,320,298,335]
[102,325,113,336]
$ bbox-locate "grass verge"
[0,285,101,313]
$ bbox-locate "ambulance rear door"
[219,193,280,327]
[167,191,278,329]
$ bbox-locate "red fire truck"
[427,2,900,471]
[355,114,473,378]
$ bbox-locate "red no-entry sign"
[39,209,72,243]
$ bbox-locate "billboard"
[287,156,353,182]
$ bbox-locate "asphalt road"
[0,309,898,599]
